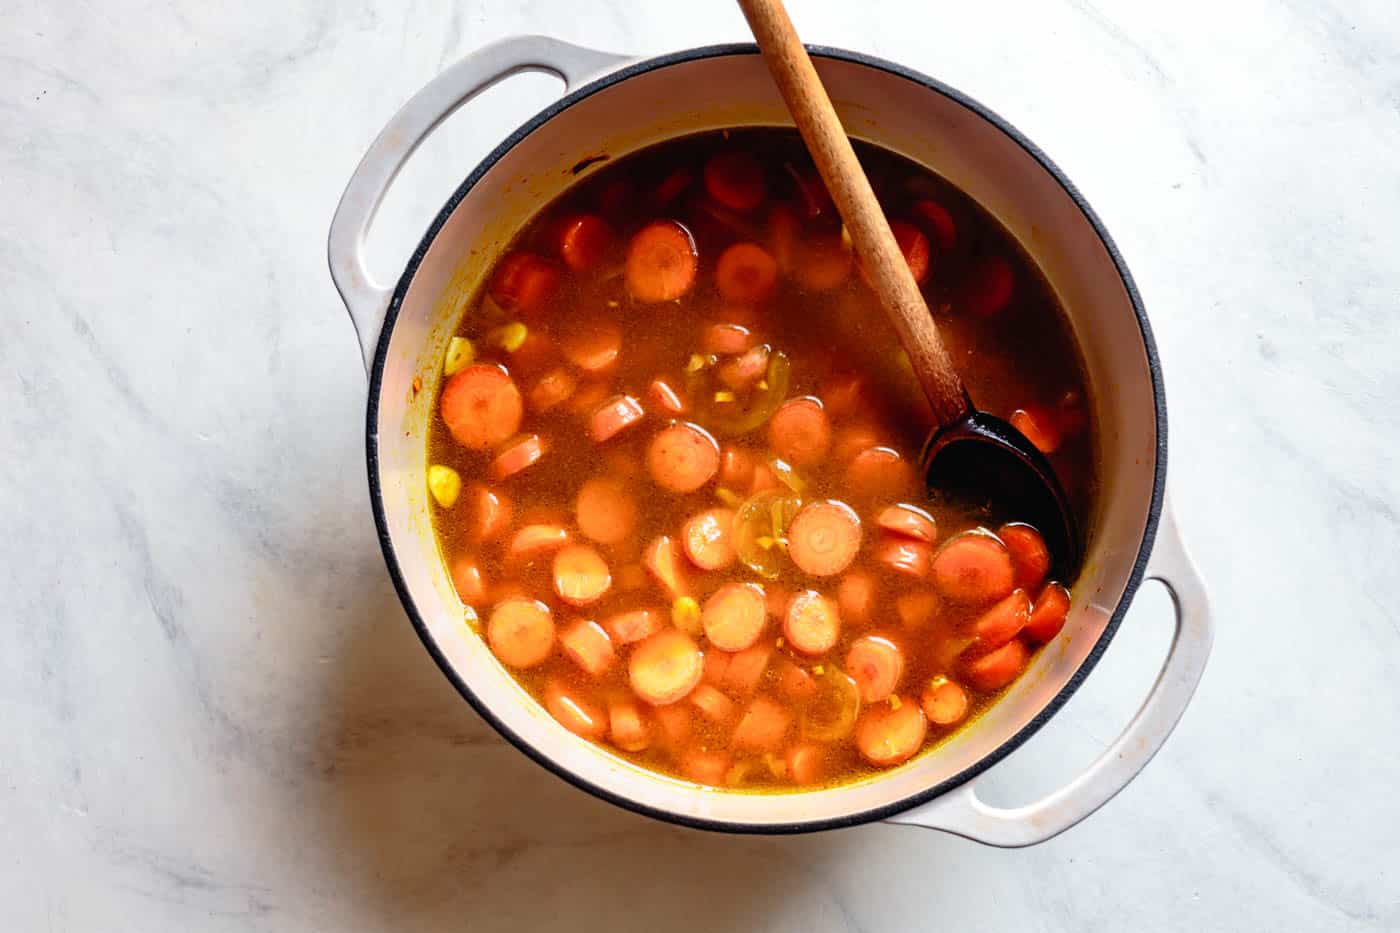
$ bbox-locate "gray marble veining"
[3,0,1398,930]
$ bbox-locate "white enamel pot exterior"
[328,37,1212,844]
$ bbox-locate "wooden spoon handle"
[737,0,970,427]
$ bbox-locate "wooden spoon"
[738,0,1080,573]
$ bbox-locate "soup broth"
[426,129,1093,791]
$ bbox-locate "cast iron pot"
[328,37,1212,844]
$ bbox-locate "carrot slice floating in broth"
[788,500,862,577]
[845,446,916,500]
[487,598,555,669]
[876,504,937,543]
[889,219,930,284]
[921,676,969,726]
[973,590,1031,648]
[911,199,956,251]
[575,477,638,545]
[965,638,1029,691]
[450,557,487,606]
[783,590,841,656]
[507,524,570,562]
[1024,583,1071,643]
[544,679,607,739]
[560,618,615,678]
[998,523,1051,591]
[626,220,698,303]
[768,397,832,467]
[490,433,545,480]
[703,322,757,355]
[557,214,614,273]
[608,699,651,751]
[464,484,512,543]
[589,395,645,443]
[1010,407,1062,455]
[786,743,826,785]
[963,255,1014,317]
[716,242,779,304]
[702,582,768,652]
[931,532,1015,606]
[855,699,927,766]
[643,535,691,599]
[527,367,578,412]
[689,683,737,723]
[704,150,767,212]
[723,640,773,696]
[647,422,720,492]
[845,635,904,703]
[647,377,688,415]
[604,607,664,645]
[562,320,623,372]
[732,696,793,752]
[837,570,875,625]
[440,364,523,450]
[682,508,737,571]
[795,233,852,292]
[629,629,704,706]
[489,251,560,314]
[552,544,612,607]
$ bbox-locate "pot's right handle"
[885,495,1212,846]
[327,36,632,372]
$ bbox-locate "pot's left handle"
[328,36,632,373]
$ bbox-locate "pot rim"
[365,42,1168,834]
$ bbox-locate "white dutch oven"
[328,37,1212,844]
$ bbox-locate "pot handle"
[884,495,1212,846]
[327,36,632,372]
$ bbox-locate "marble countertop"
[5,0,1398,929]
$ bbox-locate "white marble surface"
[4,0,1398,929]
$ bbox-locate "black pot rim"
[364,42,1167,836]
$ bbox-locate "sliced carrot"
[795,233,852,292]
[788,500,862,577]
[911,199,956,251]
[680,749,731,785]
[723,640,773,696]
[855,699,927,766]
[552,544,612,607]
[702,582,768,652]
[1010,406,1062,455]
[749,461,779,494]
[650,166,693,208]
[876,504,938,543]
[819,371,867,420]
[559,618,615,678]
[489,251,561,314]
[965,638,1029,691]
[974,590,1031,648]
[589,394,645,443]
[716,344,770,392]
[450,556,487,605]
[561,320,622,372]
[875,535,933,578]
[845,635,905,703]
[527,367,577,412]
[715,242,779,304]
[440,364,523,450]
[837,570,875,625]
[1024,582,1071,643]
[464,484,512,543]
[963,255,1014,317]
[557,214,614,273]
[652,702,692,749]
[702,322,757,355]
[768,203,801,271]
[628,629,704,705]
[786,742,826,785]
[647,421,720,493]
[833,423,885,462]
[643,535,691,599]
[732,696,793,751]
[845,446,917,500]
[509,327,557,378]
[682,507,737,571]
[768,396,832,467]
[574,477,637,546]
[890,219,931,284]
[490,433,545,480]
[921,676,969,726]
[703,648,732,686]
[689,683,737,723]
[507,523,570,561]
[775,657,818,702]
[784,590,841,656]
[894,588,941,629]
[719,446,756,490]
[931,532,1016,606]
[704,150,766,211]
[608,698,651,751]
[625,220,698,303]
[486,598,555,668]
[647,376,688,415]
[603,607,664,645]
[544,679,607,739]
